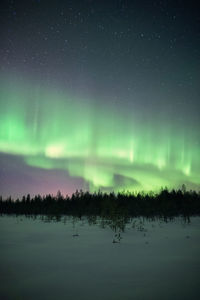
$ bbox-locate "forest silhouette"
[1,186,200,218]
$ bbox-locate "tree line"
[0,186,200,218]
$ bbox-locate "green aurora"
[0,77,200,193]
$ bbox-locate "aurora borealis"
[0,0,199,197]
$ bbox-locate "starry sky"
[0,0,200,198]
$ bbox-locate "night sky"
[0,0,200,198]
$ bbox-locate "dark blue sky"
[0,0,199,197]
